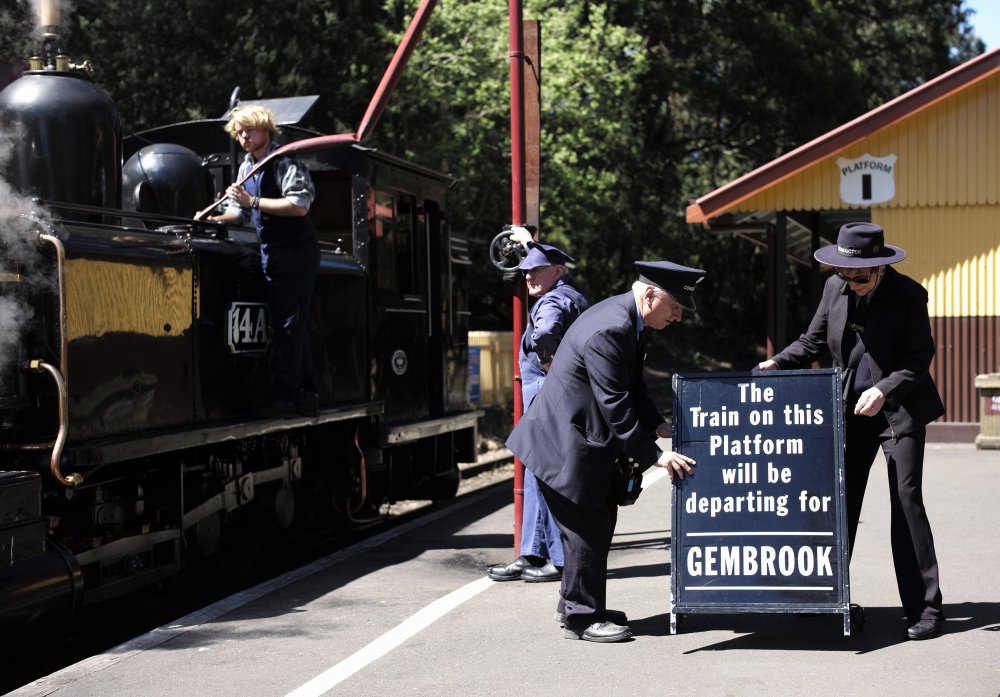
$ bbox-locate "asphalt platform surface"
[6,441,998,697]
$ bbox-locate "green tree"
[0,0,34,88]
[5,0,987,371]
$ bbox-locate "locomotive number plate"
[227,302,271,354]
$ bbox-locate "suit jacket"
[771,266,945,436]
[506,291,665,511]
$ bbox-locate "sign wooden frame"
[669,369,852,635]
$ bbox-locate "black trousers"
[536,478,618,629]
[844,412,943,623]
[261,239,320,402]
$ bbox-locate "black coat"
[771,266,945,436]
[506,291,665,511]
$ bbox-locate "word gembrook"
[686,545,834,577]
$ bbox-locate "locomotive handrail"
[34,198,228,236]
[27,359,82,487]
[30,228,82,486]
[36,230,68,381]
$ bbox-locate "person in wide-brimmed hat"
[757,221,946,641]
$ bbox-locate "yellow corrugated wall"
[469,331,514,407]
[873,207,998,318]
[731,72,1000,319]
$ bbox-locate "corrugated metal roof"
[686,47,1000,224]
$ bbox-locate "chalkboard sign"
[670,369,852,634]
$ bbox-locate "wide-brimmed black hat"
[635,260,705,310]
[814,222,906,268]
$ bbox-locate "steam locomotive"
[0,47,478,628]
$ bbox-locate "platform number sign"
[669,369,853,635]
[227,302,271,354]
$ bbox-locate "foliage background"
[0,0,986,374]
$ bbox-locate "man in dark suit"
[506,260,705,642]
[757,222,945,641]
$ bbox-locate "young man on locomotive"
[208,104,320,418]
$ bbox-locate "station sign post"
[670,369,852,634]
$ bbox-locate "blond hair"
[224,104,281,139]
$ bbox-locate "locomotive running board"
[380,410,483,446]
[68,401,385,468]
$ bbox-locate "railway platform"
[5,441,998,697]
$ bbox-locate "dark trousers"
[844,412,943,623]
[262,239,320,402]
[536,478,618,629]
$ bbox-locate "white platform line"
[6,489,497,697]
[284,577,493,697]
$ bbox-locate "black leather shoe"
[555,610,627,627]
[487,556,532,581]
[521,562,562,582]
[907,618,943,640]
[563,621,632,643]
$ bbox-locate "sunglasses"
[835,270,873,284]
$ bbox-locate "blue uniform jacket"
[507,291,665,511]
[519,278,590,408]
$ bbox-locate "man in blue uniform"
[488,230,590,583]
[209,104,320,418]
[506,260,704,642]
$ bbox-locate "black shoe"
[487,556,533,581]
[555,609,628,627]
[521,562,562,582]
[295,390,320,417]
[907,618,943,640]
[254,400,296,419]
[563,621,632,643]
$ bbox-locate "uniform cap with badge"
[519,241,575,272]
[634,260,706,310]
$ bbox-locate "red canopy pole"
[509,0,527,558]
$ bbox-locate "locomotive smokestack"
[31,0,65,70]
[37,0,59,25]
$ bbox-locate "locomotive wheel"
[431,473,460,502]
[194,512,222,557]
[273,481,296,530]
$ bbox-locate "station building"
[687,48,1000,441]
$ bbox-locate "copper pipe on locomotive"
[26,360,79,487]
[0,219,83,487]
[31,225,81,487]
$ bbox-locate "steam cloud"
[0,124,51,385]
